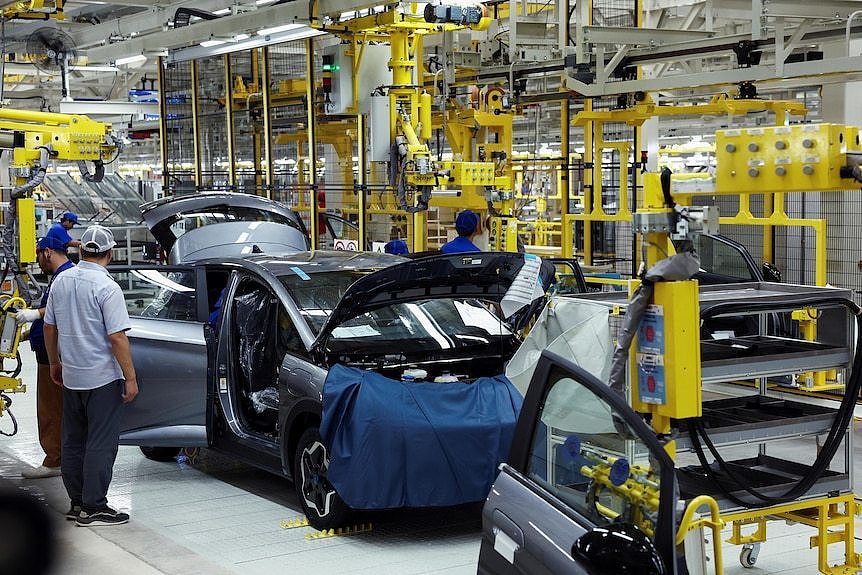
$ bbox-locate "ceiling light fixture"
[168,25,324,63]
[200,39,227,47]
[115,54,147,66]
[69,65,120,72]
[256,23,302,36]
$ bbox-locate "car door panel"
[479,351,677,574]
[120,317,210,446]
[111,265,210,447]
[481,466,589,575]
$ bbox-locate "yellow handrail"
[676,495,725,574]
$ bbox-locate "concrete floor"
[1,348,861,575]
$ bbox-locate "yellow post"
[305,37,319,247]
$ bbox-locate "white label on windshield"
[500,254,544,318]
[331,325,380,338]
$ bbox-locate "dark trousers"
[61,380,123,512]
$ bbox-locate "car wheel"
[293,427,352,530]
[139,446,181,462]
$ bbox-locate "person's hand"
[15,309,40,324]
[49,363,63,386]
[122,378,138,403]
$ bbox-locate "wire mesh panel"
[196,56,231,190]
[161,60,195,194]
[268,39,315,229]
[229,49,266,196]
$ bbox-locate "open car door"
[479,351,677,575]
[110,265,211,448]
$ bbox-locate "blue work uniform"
[30,259,75,364]
[45,222,74,249]
[440,236,480,254]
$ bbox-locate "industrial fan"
[25,27,78,99]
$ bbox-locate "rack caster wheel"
[740,543,760,568]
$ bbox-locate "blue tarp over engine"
[321,364,523,509]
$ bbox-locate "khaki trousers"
[36,362,63,468]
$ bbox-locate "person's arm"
[44,323,62,386]
[108,330,138,403]
[66,239,81,248]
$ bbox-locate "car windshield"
[279,270,512,347]
[329,298,511,351]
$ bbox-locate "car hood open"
[311,251,547,352]
[141,192,308,256]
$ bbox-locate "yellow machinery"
[620,138,862,572]
[0,107,121,433]
[312,3,517,251]
[1,0,64,20]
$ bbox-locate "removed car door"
[478,350,677,574]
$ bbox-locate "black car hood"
[311,252,546,352]
[141,192,307,253]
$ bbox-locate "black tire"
[139,446,181,462]
[293,427,352,530]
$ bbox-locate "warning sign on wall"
[333,239,359,251]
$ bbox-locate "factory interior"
[3,0,862,574]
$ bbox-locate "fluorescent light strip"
[115,54,147,66]
[257,23,301,36]
[168,26,324,63]
[200,39,227,47]
[68,65,120,72]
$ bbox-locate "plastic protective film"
[506,298,613,396]
[233,289,279,403]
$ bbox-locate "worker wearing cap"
[45,212,81,250]
[16,236,74,479]
[440,209,482,254]
[384,239,410,255]
[44,225,137,526]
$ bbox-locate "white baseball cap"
[80,225,116,253]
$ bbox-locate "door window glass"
[112,269,197,320]
[692,235,756,281]
[526,366,661,537]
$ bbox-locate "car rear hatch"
[310,252,548,352]
[141,192,309,262]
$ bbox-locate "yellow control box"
[715,123,862,194]
[17,198,36,264]
[630,280,702,420]
[436,161,497,186]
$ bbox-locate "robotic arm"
[0,108,122,304]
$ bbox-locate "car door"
[479,350,677,575]
[110,265,211,447]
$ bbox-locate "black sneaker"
[65,504,81,520]
[76,507,129,526]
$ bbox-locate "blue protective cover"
[320,364,523,509]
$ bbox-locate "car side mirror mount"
[762,262,781,283]
[571,523,667,575]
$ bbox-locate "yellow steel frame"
[567,94,807,263]
[721,494,861,575]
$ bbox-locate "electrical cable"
[684,295,862,508]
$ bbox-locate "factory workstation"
[6,0,862,574]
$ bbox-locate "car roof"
[195,250,407,275]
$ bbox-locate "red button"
[646,325,655,341]
[647,376,656,392]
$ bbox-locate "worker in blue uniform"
[440,210,482,254]
[45,212,81,250]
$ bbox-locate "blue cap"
[62,212,78,224]
[384,239,409,255]
[37,236,67,252]
[455,210,480,235]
